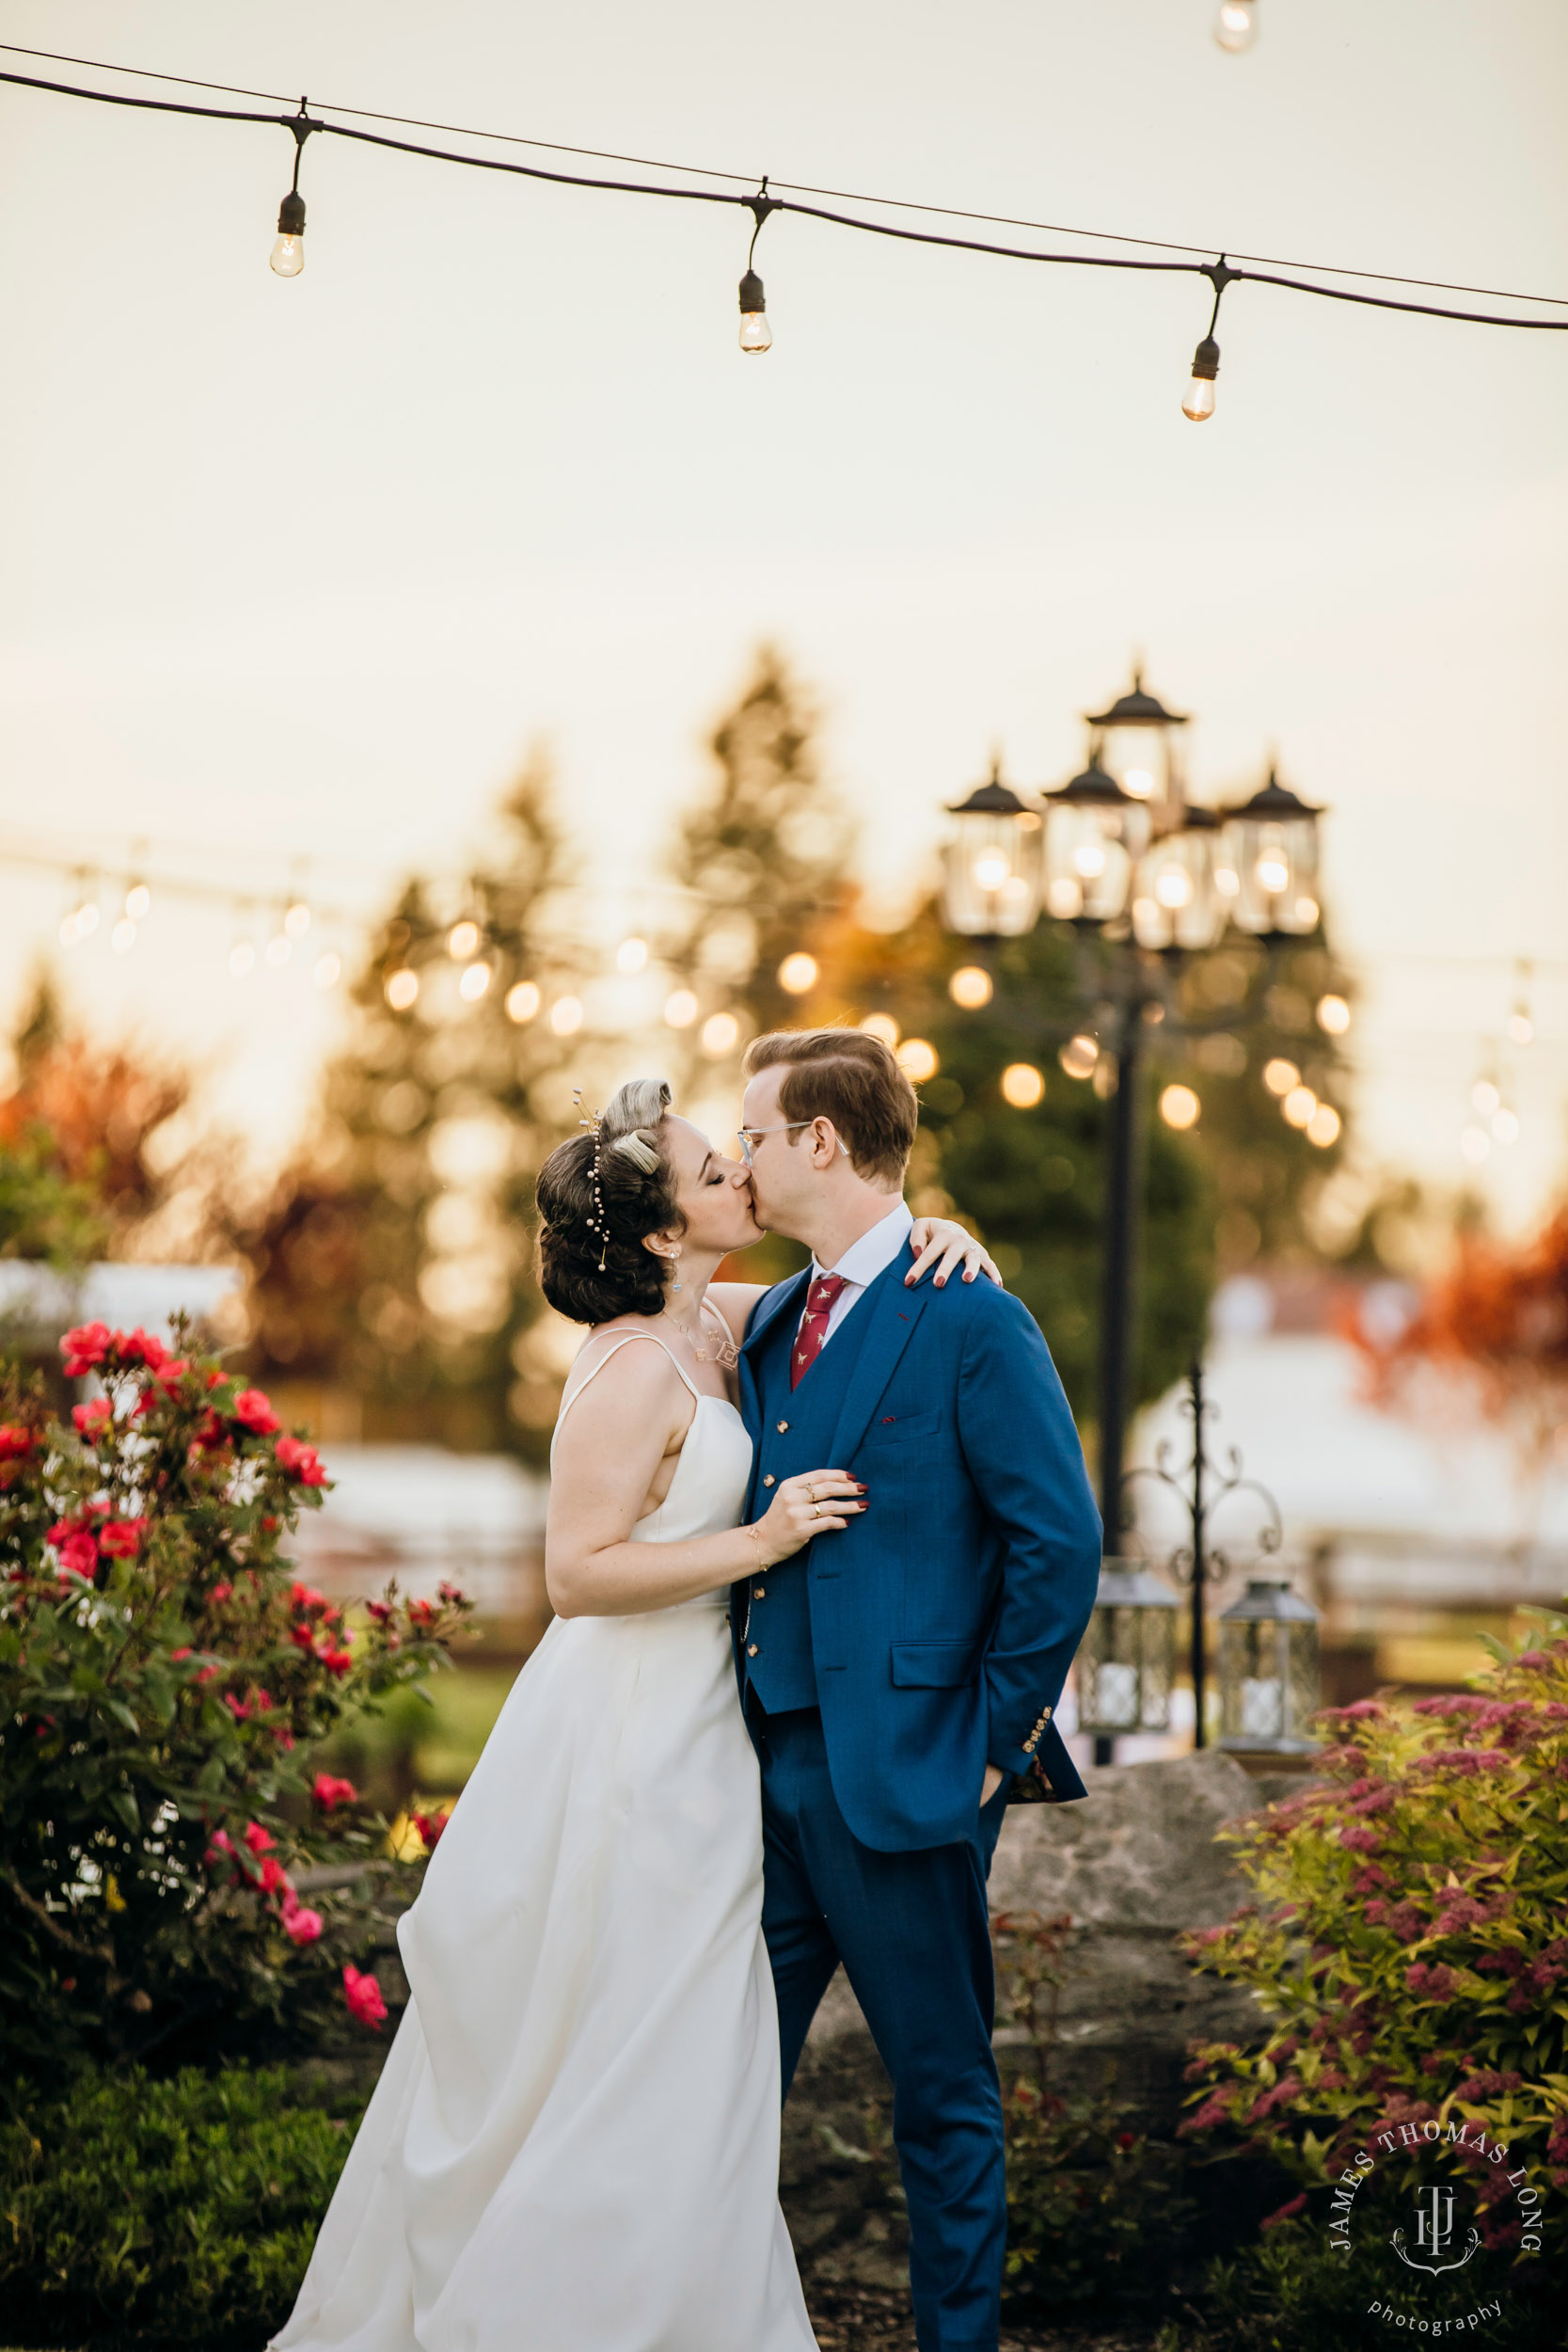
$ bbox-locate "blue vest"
[738,1270,886,1714]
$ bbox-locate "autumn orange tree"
[1351,1205,1568,1493]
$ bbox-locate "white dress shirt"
[799,1199,915,1352]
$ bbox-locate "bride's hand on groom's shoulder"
[752,1470,868,1565]
[905,1219,1005,1291]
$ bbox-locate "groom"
[731,1026,1101,2352]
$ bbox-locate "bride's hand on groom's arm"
[905,1219,1004,1291]
[752,1470,867,1566]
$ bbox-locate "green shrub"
[0,2062,364,2350]
[1177,1613,1568,2231]
[991,1909,1188,2315]
[0,1319,471,2079]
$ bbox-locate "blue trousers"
[755,1704,1010,2352]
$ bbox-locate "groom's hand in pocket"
[980,1763,1006,1805]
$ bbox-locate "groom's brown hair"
[743,1028,918,1188]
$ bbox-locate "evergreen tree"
[240,761,581,1460]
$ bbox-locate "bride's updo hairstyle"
[535,1078,684,1325]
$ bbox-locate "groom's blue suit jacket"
[732,1255,1101,1851]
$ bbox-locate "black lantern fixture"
[1218,1579,1322,1756]
[1222,767,1323,938]
[1084,670,1189,834]
[1039,754,1148,926]
[1076,1561,1180,1754]
[941,759,1043,937]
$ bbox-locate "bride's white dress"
[273,1332,816,2352]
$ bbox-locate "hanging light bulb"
[1183,336,1219,421]
[271,190,307,278]
[737,184,779,354]
[124,882,151,922]
[738,269,772,354]
[270,103,316,278]
[1213,1,1259,51]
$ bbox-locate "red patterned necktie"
[791,1273,848,1391]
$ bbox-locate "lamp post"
[938,668,1328,1646]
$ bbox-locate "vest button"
[776,1420,789,1433]
[753,1585,766,1599]
[762,1474,775,1487]
[747,1644,760,1658]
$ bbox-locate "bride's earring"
[669,1247,683,1294]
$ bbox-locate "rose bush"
[1178,1615,1568,2252]
[0,1318,471,2077]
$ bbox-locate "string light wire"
[1,56,1566,335]
[4,39,1567,311]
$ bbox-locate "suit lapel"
[740,1269,811,1359]
[826,1266,934,1467]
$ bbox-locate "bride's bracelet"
[742,1520,772,1568]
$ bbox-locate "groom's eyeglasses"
[736,1123,847,1165]
[736,1121,815,1166]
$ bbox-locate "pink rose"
[258,1856,293,1898]
[343,1964,388,2029]
[119,1327,167,1371]
[0,1422,32,1459]
[281,1899,323,1946]
[243,1821,276,1855]
[99,1518,148,1559]
[276,1434,328,1486]
[312,1773,358,1810]
[72,1398,113,1440]
[232,1389,280,1435]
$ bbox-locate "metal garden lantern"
[1222,767,1323,938]
[1076,1560,1180,1750]
[941,760,1043,937]
[1218,1578,1322,1755]
[1084,669,1190,834]
[1039,755,1149,926]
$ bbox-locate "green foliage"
[1178,1614,1568,2235]
[0,1123,111,1271]
[0,1320,469,2078]
[991,1909,1188,2315]
[0,2062,364,2350]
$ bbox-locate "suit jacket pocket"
[862,1407,943,1452]
[890,1639,978,1688]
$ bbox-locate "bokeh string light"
[1,48,1564,433]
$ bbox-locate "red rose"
[57,1533,99,1577]
[205,1828,237,1865]
[276,1434,328,1486]
[343,1964,388,2029]
[412,1808,451,1851]
[281,1898,324,1946]
[119,1327,167,1371]
[71,1398,114,1441]
[233,1389,280,1436]
[210,1581,233,1604]
[224,1692,252,1721]
[243,1821,276,1854]
[313,1772,358,1810]
[99,1518,148,1559]
[320,1647,354,1678]
[258,1856,293,1898]
[0,1422,32,1459]
[366,1598,391,1624]
[61,1322,111,1377]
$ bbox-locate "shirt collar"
[813,1199,914,1291]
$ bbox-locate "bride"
[273,1079,997,2352]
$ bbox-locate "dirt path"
[807,2286,1157,2350]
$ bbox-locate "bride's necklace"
[659,1303,737,1370]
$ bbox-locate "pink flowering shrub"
[0,1319,472,2076]
[1180,1616,1568,2251]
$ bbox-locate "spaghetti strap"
[555,1328,703,1442]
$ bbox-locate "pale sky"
[1,0,1565,1228]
